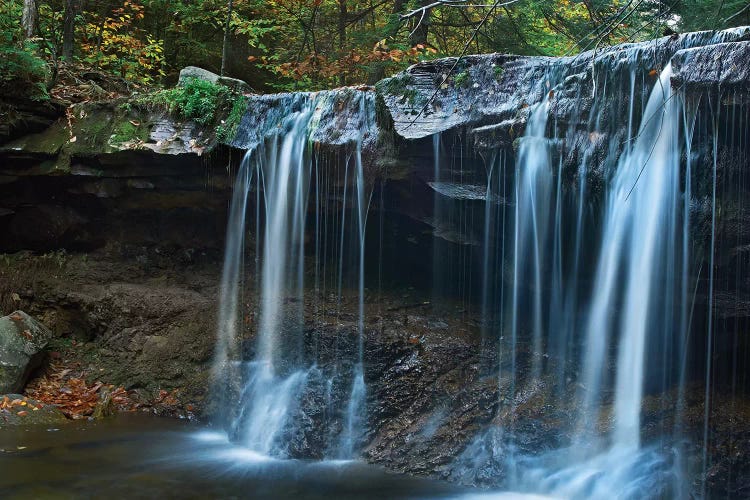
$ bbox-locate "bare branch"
[723,2,750,23]
[404,0,521,129]
[400,0,518,20]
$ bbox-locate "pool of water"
[0,414,471,499]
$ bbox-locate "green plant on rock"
[454,71,470,88]
[216,94,248,143]
[376,73,414,97]
[137,78,247,140]
[110,119,148,145]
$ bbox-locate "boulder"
[0,311,54,393]
[217,76,252,94]
[178,66,220,86]
[0,394,67,426]
[178,66,251,93]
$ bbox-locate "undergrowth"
[0,46,49,100]
[134,77,247,142]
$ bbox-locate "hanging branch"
[723,2,750,23]
[401,0,522,129]
[400,1,513,20]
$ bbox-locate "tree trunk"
[62,0,77,61]
[22,0,38,39]
[338,0,347,86]
[409,0,430,47]
[221,0,234,76]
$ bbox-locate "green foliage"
[77,1,165,84]
[0,43,50,100]
[137,77,246,140]
[143,77,233,125]
[3,0,747,94]
[674,0,750,31]
[454,71,470,88]
[0,1,49,99]
[217,94,248,143]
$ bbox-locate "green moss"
[454,71,470,88]
[216,94,248,143]
[493,65,504,79]
[376,73,415,97]
[110,119,149,145]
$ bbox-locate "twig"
[402,0,521,130]
[723,2,750,23]
[401,1,511,20]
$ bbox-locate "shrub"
[136,77,247,141]
[0,44,50,100]
[454,71,470,88]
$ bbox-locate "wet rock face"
[380,27,750,145]
[0,311,54,393]
[671,40,750,90]
[0,117,232,254]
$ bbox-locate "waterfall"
[211,91,375,459]
[451,55,702,496]
[204,28,749,497]
[511,94,553,383]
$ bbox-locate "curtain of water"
[211,92,374,459]
[482,63,692,497]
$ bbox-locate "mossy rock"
[0,311,54,393]
[0,394,67,427]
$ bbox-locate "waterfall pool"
[0,413,471,499]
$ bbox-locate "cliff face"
[0,100,232,254]
[3,27,748,255]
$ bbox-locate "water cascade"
[207,28,750,498]
[440,31,750,497]
[212,91,376,459]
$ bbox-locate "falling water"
[453,53,709,496]
[211,91,375,459]
[204,28,750,498]
[511,94,553,383]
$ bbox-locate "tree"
[62,0,77,61]
[22,0,38,39]
[221,0,233,76]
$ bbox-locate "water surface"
[0,414,470,499]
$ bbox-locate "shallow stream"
[0,414,470,499]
